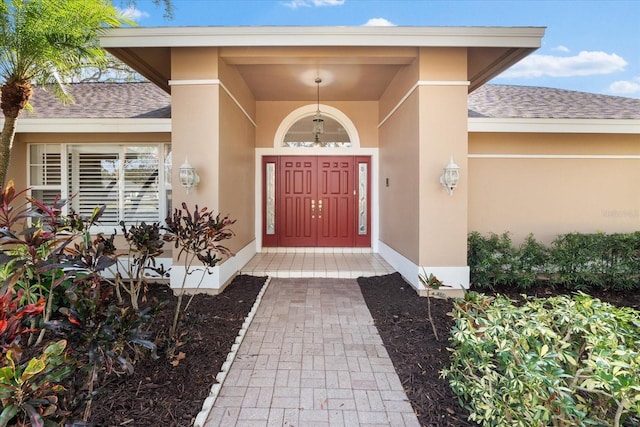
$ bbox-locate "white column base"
[378,241,469,297]
[169,241,257,294]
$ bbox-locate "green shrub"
[551,232,640,290]
[468,232,517,289]
[444,292,640,427]
[514,234,549,288]
[468,231,640,290]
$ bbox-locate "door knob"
[318,199,323,218]
[311,199,315,218]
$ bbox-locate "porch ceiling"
[102,26,545,99]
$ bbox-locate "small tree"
[418,272,452,341]
[163,203,235,337]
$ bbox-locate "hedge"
[468,231,640,290]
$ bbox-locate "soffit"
[223,47,417,101]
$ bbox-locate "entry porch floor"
[240,249,395,279]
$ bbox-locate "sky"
[122,0,640,98]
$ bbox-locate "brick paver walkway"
[204,278,420,427]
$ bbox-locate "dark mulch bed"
[78,272,640,427]
[358,273,474,427]
[85,274,266,427]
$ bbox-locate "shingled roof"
[25,82,170,119]
[17,82,640,121]
[469,84,640,119]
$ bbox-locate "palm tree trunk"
[0,114,18,187]
[1,78,33,187]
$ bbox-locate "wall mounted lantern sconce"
[440,156,460,196]
[179,157,200,194]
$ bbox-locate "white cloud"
[118,6,150,22]
[552,45,570,53]
[501,51,627,78]
[283,0,345,8]
[363,18,395,26]
[608,78,640,95]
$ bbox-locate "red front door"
[263,156,370,247]
[317,157,355,246]
[278,157,317,247]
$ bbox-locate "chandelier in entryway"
[312,77,324,145]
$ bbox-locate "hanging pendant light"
[312,77,324,144]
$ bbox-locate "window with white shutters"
[29,144,63,207]
[28,143,171,231]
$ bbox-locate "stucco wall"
[418,84,469,267]
[218,59,256,252]
[379,92,420,262]
[469,132,640,244]
[417,48,469,267]
[378,59,420,263]
[6,134,27,190]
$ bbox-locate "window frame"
[28,142,172,232]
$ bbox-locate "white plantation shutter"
[123,146,160,224]
[69,147,121,226]
[29,143,170,231]
[29,144,64,207]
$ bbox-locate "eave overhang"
[469,118,640,134]
[100,26,545,96]
[3,118,171,133]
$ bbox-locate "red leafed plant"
[0,286,45,355]
[163,203,235,336]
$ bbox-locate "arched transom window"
[283,115,351,148]
[275,104,360,149]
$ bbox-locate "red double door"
[263,156,370,247]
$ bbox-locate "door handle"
[311,199,315,218]
[318,199,323,218]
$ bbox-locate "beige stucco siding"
[170,47,221,211]
[418,84,469,266]
[377,57,420,262]
[218,77,256,252]
[7,134,27,190]
[469,132,640,244]
[417,48,469,267]
[171,47,218,80]
[218,57,256,120]
[378,48,470,268]
[379,92,420,263]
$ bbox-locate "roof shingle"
[16,82,640,121]
[25,82,170,119]
[468,85,640,119]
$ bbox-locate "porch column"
[169,47,223,292]
[417,47,469,295]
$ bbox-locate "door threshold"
[261,247,372,254]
